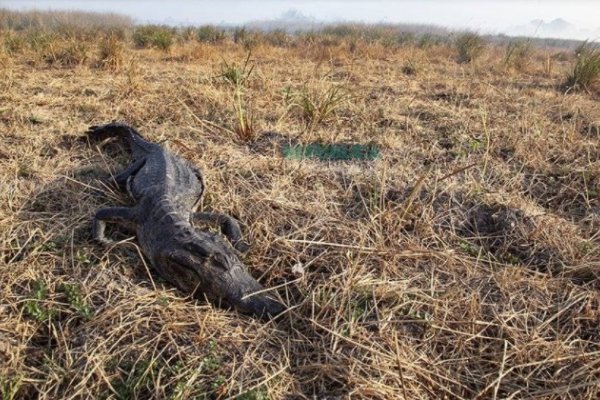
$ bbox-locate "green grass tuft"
[565,41,600,92]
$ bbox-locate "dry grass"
[1,18,600,400]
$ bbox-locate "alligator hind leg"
[114,158,146,190]
[93,207,137,245]
[191,212,250,253]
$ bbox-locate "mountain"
[509,18,588,40]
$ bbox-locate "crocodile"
[86,122,285,318]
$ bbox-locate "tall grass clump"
[503,40,532,71]
[133,25,173,51]
[455,32,484,63]
[1,32,26,56]
[43,38,90,67]
[290,83,354,129]
[221,53,256,141]
[565,41,600,92]
[97,34,124,70]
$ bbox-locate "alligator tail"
[87,122,156,156]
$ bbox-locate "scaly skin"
[87,122,285,318]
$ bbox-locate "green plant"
[221,53,256,141]
[0,376,22,400]
[565,41,600,92]
[152,30,173,52]
[59,283,92,319]
[291,83,353,127]
[455,32,484,63]
[24,280,56,322]
[210,375,226,392]
[111,360,157,400]
[2,33,25,55]
[133,25,173,51]
[237,387,269,400]
[221,53,254,86]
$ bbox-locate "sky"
[1,1,600,40]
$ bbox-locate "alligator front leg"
[191,212,250,253]
[92,207,137,245]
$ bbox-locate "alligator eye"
[185,241,210,257]
[211,253,230,271]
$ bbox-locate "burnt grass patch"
[522,169,599,227]
[431,193,569,274]
[458,203,563,271]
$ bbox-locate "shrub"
[503,40,532,70]
[196,25,226,44]
[233,27,248,44]
[264,29,289,47]
[133,25,173,51]
[565,41,600,92]
[152,29,173,51]
[455,32,484,63]
[418,33,442,49]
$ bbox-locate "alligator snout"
[232,281,286,318]
[162,235,286,319]
[222,261,286,318]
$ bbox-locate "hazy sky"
[2,1,600,39]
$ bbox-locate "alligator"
[86,122,285,318]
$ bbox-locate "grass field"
[1,10,600,400]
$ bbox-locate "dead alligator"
[86,122,285,318]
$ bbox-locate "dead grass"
[0,20,599,400]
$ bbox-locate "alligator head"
[157,231,285,319]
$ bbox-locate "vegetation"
[565,40,600,92]
[503,39,532,71]
[196,25,227,44]
[133,25,174,51]
[221,53,256,141]
[1,8,599,400]
[290,83,354,129]
[455,31,484,63]
[97,33,125,70]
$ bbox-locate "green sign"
[283,143,380,161]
